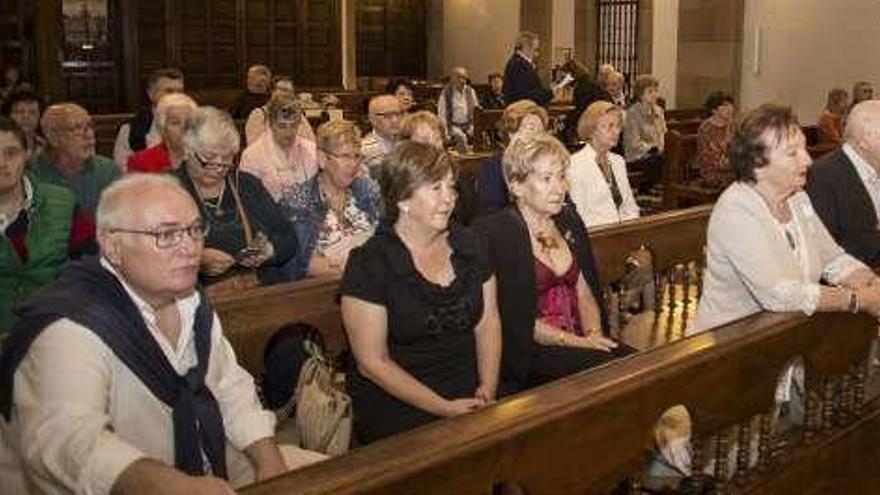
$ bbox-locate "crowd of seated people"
[2,40,880,492]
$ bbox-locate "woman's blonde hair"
[316,119,361,153]
[499,100,549,142]
[502,133,570,187]
[577,100,624,141]
[400,110,445,140]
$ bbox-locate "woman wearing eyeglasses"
[240,92,318,203]
[173,106,298,288]
[280,119,382,279]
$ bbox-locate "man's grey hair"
[96,173,189,231]
[154,93,198,131]
[514,31,539,51]
[183,106,241,157]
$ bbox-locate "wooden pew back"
[92,113,132,159]
[241,311,880,494]
[214,205,713,376]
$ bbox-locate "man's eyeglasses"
[64,120,94,136]
[111,220,210,249]
[321,148,362,163]
[193,151,237,172]
[372,110,403,119]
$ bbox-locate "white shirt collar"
[0,176,34,232]
[843,142,880,184]
[516,51,534,65]
[99,257,201,355]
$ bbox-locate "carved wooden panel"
[356,0,426,78]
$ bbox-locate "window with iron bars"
[596,0,640,101]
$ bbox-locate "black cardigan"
[473,204,608,391]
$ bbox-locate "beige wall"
[440,0,521,83]
[676,0,743,109]
[651,0,679,108]
[741,0,880,124]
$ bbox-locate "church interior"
[1,1,880,494]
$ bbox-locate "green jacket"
[0,180,75,334]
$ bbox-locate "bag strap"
[229,170,253,244]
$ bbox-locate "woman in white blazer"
[567,100,639,228]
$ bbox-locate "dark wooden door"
[356,0,426,78]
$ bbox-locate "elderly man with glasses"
[29,103,120,217]
[0,173,324,495]
[174,106,298,289]
[361,94,403,174]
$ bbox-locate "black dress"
[341,223,492,443]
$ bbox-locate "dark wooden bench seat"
[241,310,880,494]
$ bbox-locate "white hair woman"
[127,93,198,172]
[173,106,298,289]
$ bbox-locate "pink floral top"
[239,131,318,201]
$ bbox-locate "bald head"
[450,66,469,90]
[845,100,880,169]
[41,103,95,163]
[41,103,88,140]
[368,95,403,140]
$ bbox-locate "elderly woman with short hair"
[342,141,501,443]
[240,92,318,202]
[281,119,381,279]
[127,93,198,173]
[477,99,549,213]
[623,74,667,187]
[475,134,633,394]
[568,100,638,227]
[693,104,880,334]
[173,106,297,288]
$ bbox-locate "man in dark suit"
[807,100,880,267]
[502,31,553,106]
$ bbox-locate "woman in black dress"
[341,141,501,443]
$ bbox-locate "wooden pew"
[92,112,133,158]
[212,275,344,376]
[241,310,880,494]
[662,129,721,210]
[213,205,713,376]
[472,108,503,151]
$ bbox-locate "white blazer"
[567,143,639,228]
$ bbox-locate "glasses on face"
[194,151,237,172]
[64,120,94,137]
[321,148,362,163]
[373,110,403,120]
[111,219,209,249]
